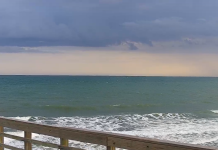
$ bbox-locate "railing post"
[107,146,116,150]
[0,126,4,150]
[60,138,68,148]
[24,131,32,150]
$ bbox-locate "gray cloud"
[128,43,138,50]
[0,47,25,53]
[0,0,218,51]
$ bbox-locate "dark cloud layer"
[0,0,218,49]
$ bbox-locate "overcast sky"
[1,0,218,76]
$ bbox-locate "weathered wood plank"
[0,117,217,150]
[0,126,3,150]
[107,136,216,150]
[0,133,83,150]
[107,146,116,150]
[60,138,69,147]
[0,117,107,145]
[24,131,32,150]
[0,143,23,150]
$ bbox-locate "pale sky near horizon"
[1,0,218,76]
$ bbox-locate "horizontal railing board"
[108,136,214,150]
[0,117,107,145]
[0,133,83,150]
[0,117,217,150]
[0,143,23,150]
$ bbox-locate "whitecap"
[211,110,218,114]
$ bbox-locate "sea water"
[1,76,218,149]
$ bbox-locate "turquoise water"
[1,76,218,149]
[0,76,218,117]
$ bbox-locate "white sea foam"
[211,110,218,114]
[8,116,32,121]
[4,113,218,149]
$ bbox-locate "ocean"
[1,76,218,149]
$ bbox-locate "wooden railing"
[0,117,217,150]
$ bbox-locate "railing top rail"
[0,117,217,150]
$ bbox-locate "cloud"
[0,0,218,52]
[2,36,218,54]
[128,43,138,50]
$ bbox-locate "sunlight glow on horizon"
[0,50,218,77]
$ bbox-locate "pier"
[0,117,216,150]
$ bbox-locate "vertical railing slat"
[24,131,32,150]
[60,138,69,149]
[107,146,116,150]
[0,126,3,150]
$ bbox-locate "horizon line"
[0,74,217,78]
